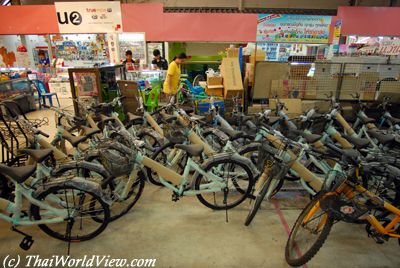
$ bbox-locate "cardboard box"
[245,63,254,81]
[207,76,223,86]
[377,80,400,102]
[205,86,224,97]
[220,57,244,98]
[227,48,239,58]
[270,79,306,99]
[250,50,266,63]
[304,80,317,99]
[269,98,302,118]
[290,64,312,80]
[340,76,359,100]
[358,72,379,101]
[253,62,289,99]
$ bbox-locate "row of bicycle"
[0,93,399,266]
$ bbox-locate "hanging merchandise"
[51,34,109,66]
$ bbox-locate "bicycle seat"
[359,115,375,124]
[0,164,36,183]
[293,130,322,143]
[267,116,280,125]
[127,112,143,123]
[367,129,395,145]
[20,148,53,163]
[219,127,243,140]
[388,116,400,125]
[100,114,116,125]
[62,131,90,148]
[81,126,101,138]
[166,132,187,144]
[183,108,194,114]
[162,114,177,123]
[241,115,253,122]
[342,134,370,149]
[189,114,206,121]
[175,144,204,157]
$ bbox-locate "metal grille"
[256,61,400,102]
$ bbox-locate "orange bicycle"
[285,155,400,266]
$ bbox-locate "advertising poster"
[332,19,342,45]
[75,72,98,97]
[257,14,332,43]
[55,1,123,33]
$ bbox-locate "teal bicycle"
[0,153,110,249]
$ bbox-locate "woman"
[163,53,187,102]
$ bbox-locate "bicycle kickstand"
[223,187,229,223]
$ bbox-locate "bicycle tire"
[238,142,260,167]
[194,157,254,210]
[146,142,186,186]
[97,170,145,222]
[285,193,334,267]
[0,174,11,199]
[231,134,255,147]
[31,184,110,242]
[245,175,273,226]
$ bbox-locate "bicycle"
[102,136,254,211]
[0,160,110,250]
[285,156,400,266]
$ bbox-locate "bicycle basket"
[163,123,187,144]
[98,142,135,177]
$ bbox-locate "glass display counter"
[0,77,35,113]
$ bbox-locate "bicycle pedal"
[20,236,34,250]
[172,193,180,202]
[11,227,34,250]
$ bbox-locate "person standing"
[163,53,187,102]
[123,50,135,71]
[151,49,168,70]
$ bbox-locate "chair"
[33,80,60,108]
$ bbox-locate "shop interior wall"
[0,35,21,67]
[337,6,400,36]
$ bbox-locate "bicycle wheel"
[146,142,187,186]
[31,184,110,242]
[194,157,254,210]
[245,172,283,226]
[94,170,145,222]
[285,193,334,267]
[238,142,260,167]
[0,174,11,199]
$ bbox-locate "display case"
[0,78,35,113]
[69,64,125,115]
[125,70,166,81]
[118,33,146,64]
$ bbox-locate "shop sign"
[107,33,120,64]
[378,40,400,56]
[55,1,123,33]
[257,14,332,43]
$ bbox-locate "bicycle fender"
[203,127,230,143]
[52,161,111,179]
[34,177,111,205]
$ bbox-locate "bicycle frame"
[138,154,226,196]
[0,184,68,226]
